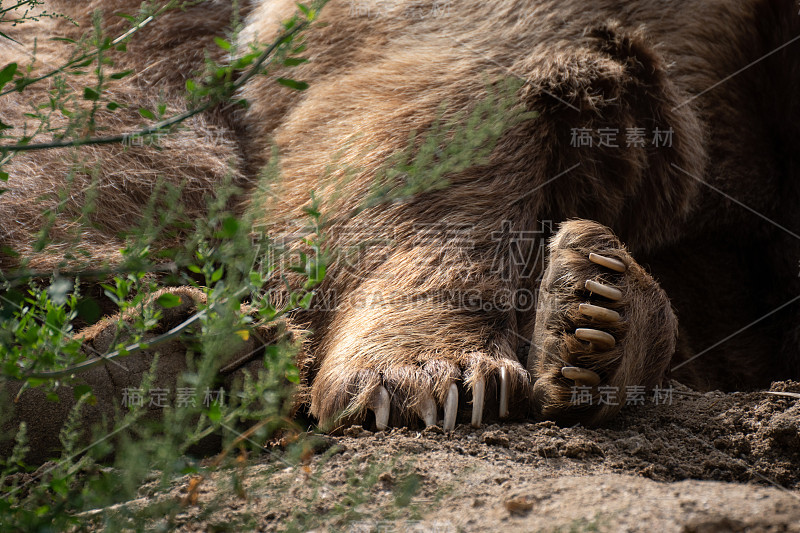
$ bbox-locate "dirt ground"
[82,380,800,532]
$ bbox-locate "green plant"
[0,0,537,529]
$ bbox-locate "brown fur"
[1,0,800,455]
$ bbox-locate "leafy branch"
[0,14,311,154]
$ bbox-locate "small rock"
[344,425,367,438]
[423,425,444,435]
[483,431,510,447]
[504,496,534,515]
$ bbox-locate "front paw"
[529,219,677,425]
[310,349,532,432]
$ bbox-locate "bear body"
[1,0,800,453]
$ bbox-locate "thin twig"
[0,1,179,97]
[0,14,307,153]
[0,104,210,152]
[18,285,250,379]
[21,309,207,379]
[0,262,178,284]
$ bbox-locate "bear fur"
[1,0,800,458]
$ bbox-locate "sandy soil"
[82,380,800,532]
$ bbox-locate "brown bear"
[1,0,799,460]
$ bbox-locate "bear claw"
[560,366,602,386]
[371,386,391,431]
[578,303,621,322]
[588,252,627,272]
[584,279,623,300]
[416,394,438,427]
[364,369,511,431]
[443,383,459,431]
[499,367,510,419]
[471,377,486,428]
[575,328,616,349]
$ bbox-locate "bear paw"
[310,350,532,432]
[529,219,677,425]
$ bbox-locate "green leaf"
[0,62,18,93]
[308,263,326,284]
[213,37,231,50]
[49,477,68,497]
[285,364,300,384]
[106,101,120,111]
[74,384,93,400]
[156,293,182,308]
[258,303,277,321]
[83,87,100,101]
[277,77,309,91]
[221,216,239,238]
[0,171,8,181]
[232,53,257,69]
[73,58,94,68]
[109,69,133,80]
[210,267,224,283]
[207,402,221,423]
[0,31,19,44]
[299,291,314,309]
[283,57,308,67]
[185,79,196,92]
[138,108,155,120]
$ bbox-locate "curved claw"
[471,377,485,428]
[584,280,623,301]
[575,328,616,350]
[588,252,626,273]
[561,366,601,386]
[499,367,509,418]
[416,394,438,427]
[443,383,458,431]
[578,303,621,322]
[372,386,390,431]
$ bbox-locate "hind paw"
[529,219,677,425]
